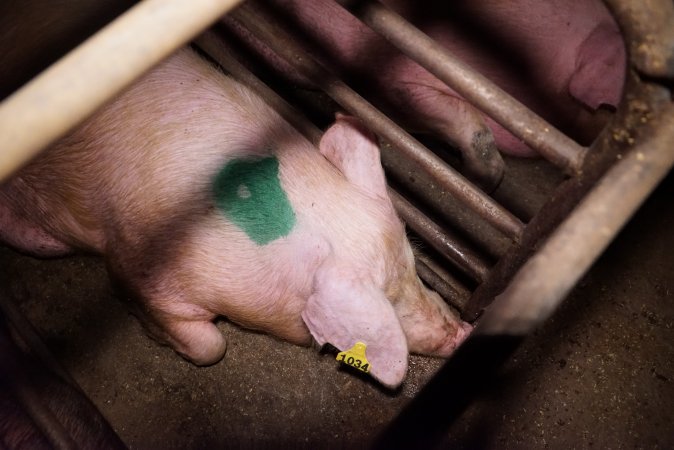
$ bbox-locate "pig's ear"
[570,24,626,110]
[301,265,409,389]
[319,115,389,199]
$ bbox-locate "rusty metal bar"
[0,0,244,182]
[199,30,491,284]
[605,0,674,79]
[336,0,588,174]
[389,190,490,283]
[477,104,674,335]
[460,72,665,321]
[415,260,464,311]
[379,140,516,260]
[415,254,471,310]
[196,31,323,144]
[375,99,674,450]
[231,1,525,240]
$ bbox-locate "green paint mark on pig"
[213,156,296,245]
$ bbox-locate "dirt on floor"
[0,169,672,449]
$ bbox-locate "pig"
[222,0,626,184]
[0,47,471,388]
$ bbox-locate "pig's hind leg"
[397,81,505,192]
[0,198,72,257]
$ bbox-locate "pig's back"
[1,49,303,254]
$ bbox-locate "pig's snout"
[433,320,473,357]
[407,313,472,358]
[395,283,472,358]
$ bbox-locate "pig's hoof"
[168,320,227,366]
[462,129,505,193]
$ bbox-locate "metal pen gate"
[0,0,672,448]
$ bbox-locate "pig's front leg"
[151,313,227,366]
[397,81,505,192]
[112,265,228,366]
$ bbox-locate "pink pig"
[224,0,625,180]
[0,48,470,388]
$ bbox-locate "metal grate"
[196,0,674,332]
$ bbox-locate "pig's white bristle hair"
[407,234,424,253]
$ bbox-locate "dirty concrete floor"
[1,168,672,449]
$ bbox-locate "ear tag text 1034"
[336,342,370,373]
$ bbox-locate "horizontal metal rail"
[231,1,525,241]
[388,190,490,283]
[605,0,674,79]
[379,140,514,260]
[199,29,489,287]
[0,0,244,182]
[415,254,471,310]
[478,103,674,335]
[197,32,324,145]
[335,0,588,174]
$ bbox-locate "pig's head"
[301,116,471,388]
[387,264,473,357]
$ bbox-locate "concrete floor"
[1,167,672,449]
[443,171,674,448]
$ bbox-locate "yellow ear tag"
[336,342,371,373]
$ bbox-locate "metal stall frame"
[0,0,672,447]
[0,0,246,182]
[198,0,674,445]
[208,0,674,326]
